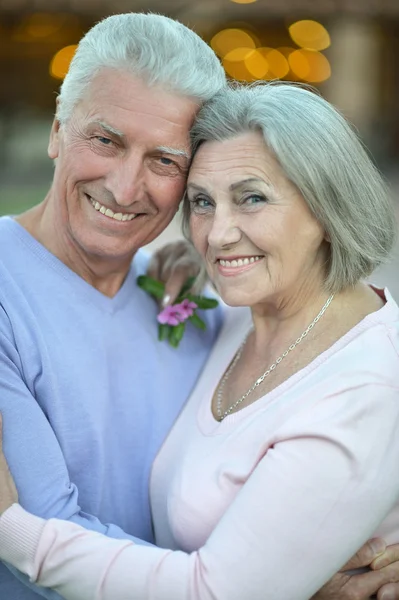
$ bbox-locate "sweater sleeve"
[0,308,152,600]
[1,382,399,600]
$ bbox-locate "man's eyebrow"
[156,146,190,160]
[90,120,125,139]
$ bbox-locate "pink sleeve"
[1,383,399,600]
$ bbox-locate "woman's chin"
[216,289,256,308]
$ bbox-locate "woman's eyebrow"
[229,177,271,191]
[186,183,209,193]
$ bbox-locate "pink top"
[1,289,399,600]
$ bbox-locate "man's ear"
[48,117,61,159]
[48,99,61,159]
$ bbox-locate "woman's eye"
[190,197,213,210]
[243,194,266,205]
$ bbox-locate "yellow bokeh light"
[13,12,81,43]
[225,47,255,62]
[288,50,310,79]
[230,0,258,3]
[210,28,256,59]
[50,45,78,80]
[289,49,331,83]
[265,49,289,79]
[245,48,289,80]
[289,20,331,51]
[223,48,256,82]
[245,49,269,79]
[25,13,64,38]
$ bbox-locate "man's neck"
[16,199,134,298]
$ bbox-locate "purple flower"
[178,299,198,319]
[157,299,198,326]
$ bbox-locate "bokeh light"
[230,0,258,3]
[265,48,289,79]
[244,49,269,79]
[24,13,64,38]
[13,13,80,43]
[245,48,290,79]
[50,45,77,80]
[223,47,256,81]
[289,49,331,82]
[210,28,256,58]
[288,20,331,51]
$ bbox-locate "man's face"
[48,69,199,263]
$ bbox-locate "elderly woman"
[0,82,398,600]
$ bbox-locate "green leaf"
[168,323,186,348]
[158,323,170,341]
[137,275,165,300]
[188,313,206,331]
[187,294,219,310]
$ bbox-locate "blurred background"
[0,0,397,296]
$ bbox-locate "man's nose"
[107,153,145,208]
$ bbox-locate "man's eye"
[96,136,113,145]
[159,157,174,166]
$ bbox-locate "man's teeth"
[219,256,263,268]
[90,199,136,221]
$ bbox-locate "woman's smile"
[215,255,265,277]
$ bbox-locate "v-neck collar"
[6,216,136,315]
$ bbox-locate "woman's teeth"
[219,256,263,268]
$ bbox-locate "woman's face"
[187,131,328,309]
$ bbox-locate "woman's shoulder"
[356,287,399,358]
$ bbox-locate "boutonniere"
[137,275,219,348]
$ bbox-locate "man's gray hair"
[57,12,226,123]
[183,82,396,294]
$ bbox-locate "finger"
[378,582,399,600]
[163,268,190,306]
[373,546,399,570]
[343,539,387,570]
[147,253,162,282]
[343,565,398,599]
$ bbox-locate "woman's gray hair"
[183,82,397,294]
[57,13,226,123]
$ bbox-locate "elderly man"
[0,11,397,600]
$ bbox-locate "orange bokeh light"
[211,28,256,58]
[50,45,77,80]
[289,20,331,51]
[289,49,331,82]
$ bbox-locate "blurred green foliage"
[0,185,48,216]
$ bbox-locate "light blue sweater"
[0,216,222,599]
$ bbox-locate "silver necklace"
[216,294,334,421]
